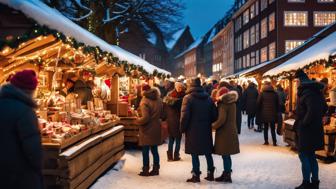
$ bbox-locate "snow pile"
[90,116,336,189]
[264,30,336,77]
[1,0,170,75]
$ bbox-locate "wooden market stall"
[263,23,336,160]
[0,1,170,188]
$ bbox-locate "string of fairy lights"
[264,55,336,80]
[0,24,169,79]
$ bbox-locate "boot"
[295,181,311,189]
[310,180,320,189]
[149,164,160,176]
[138,166,150,176]
[215,171,232,183]
[167,151,173,161]
[204,167,215,181]
[186,171,201,183]
[173,152,181,161]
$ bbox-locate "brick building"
[212,21,234,77]
[233,0,336,72]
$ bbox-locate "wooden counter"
[117,117,139,144]
[42,125,125,189]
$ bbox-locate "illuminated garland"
[0,24,169,79]
[265,54,336,80]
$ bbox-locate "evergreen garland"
[0,24,169,79]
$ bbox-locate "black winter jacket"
[294,82,328,152]
[0,84,43,189]
[180,86,217,155]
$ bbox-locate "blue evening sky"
[182,0,234,38]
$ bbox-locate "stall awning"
[1,0,170,76]
[264,29,336,77]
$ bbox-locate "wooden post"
[256,74,262,92]
[106,74,119,115]
[289,77,293,112]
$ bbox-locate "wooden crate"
[43,125,125,189]
[117,117,139,144]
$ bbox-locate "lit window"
[284,11,308,26]
[244,10,249,25]
[250,25,256,45]
[269,12,275,31]
[261,0,267,11]
[255,1,259,16]
[314,12,336,26]
[256,50,260,65]
[261,18,267,39]
[247,53,250,67]
[243,55,246,68]
[268,42,276,60]
[318,0,334,2]
[255,23,260,43]
[261,46,268,63]
[288,0,305,2]
[285,40,305,52]
[250,4,255,19]
[243,29,250,49]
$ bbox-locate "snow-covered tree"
[45,0,184,46]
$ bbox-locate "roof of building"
[174,37,203,59]
[1,0,170,75]
[165,26,189,51]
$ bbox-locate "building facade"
[212,21,235,77]
[233,0,336,72]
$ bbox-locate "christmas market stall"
[263,23,336,160]
[0,0,170,188]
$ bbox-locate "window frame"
[284,11,308,27]
[313,11,336,27]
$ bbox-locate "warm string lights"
[265,55,336,80]
[0,24,169,79]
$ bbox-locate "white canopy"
[1,0,170,75]
[264,30,336,77]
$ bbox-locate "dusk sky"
[182,0,235,38]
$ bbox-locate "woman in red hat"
[0,70,43,189]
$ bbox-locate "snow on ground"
[91,115,336,189]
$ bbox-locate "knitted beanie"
[10,70,38,91]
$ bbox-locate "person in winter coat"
[212,87,240,183]
[228,80,243,134]
[180,78,217,183]
[134,84,164,176]
[294,70,328,189]
[276,84,287,135]
[0,70,43,189]
[257,82,279,146]
[242,82,259,129]
[72,71,93,105]
[163,82,186,161]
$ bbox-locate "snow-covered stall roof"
[264,29,336,77]
[165,27,188,51]
[174,37,203,59]
[1,0,170,75]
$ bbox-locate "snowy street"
[91,116,336,189]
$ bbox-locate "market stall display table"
[117,117,139,144]
[284,119,336,161]
[43,124,125,189]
